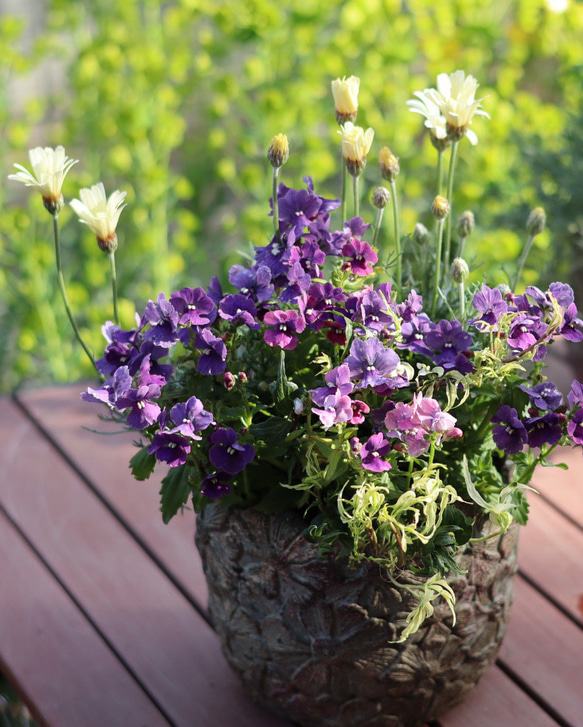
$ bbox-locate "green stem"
[431,218,445,317]
[458,280,465,320]
[109,251,120,326]
[52,214,98,371]
[436,149,444,196]
[341,159,347,224]
[353,174,359,218]
[512,234,535,292]
[371,206,384,249]
[443,140,459,270]
[456,235,467,260]
[272,165,281,243]
[389,179,401,289]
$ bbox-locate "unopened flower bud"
[379,147,400,182]
[526,207,546,236]
[456,211,475,238]
[432,195,450,220]
[413,222,429,244]
[238,371,248,384]
[450,257,469,284]
[267,134,289,168]
[331,76,360,125]
[371,186,390,209]
[223,371,235,390]
[293,398,304,416]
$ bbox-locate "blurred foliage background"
[1,0,582,392]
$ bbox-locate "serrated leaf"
[159,465,195,523]
[130,445,157,480]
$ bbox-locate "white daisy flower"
[425,70,489,144]
[70,182,127,252]
[331,76,360,123]
[8,146,78,213]
[338,121,374,176]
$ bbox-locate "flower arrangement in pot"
[11,71,583,727]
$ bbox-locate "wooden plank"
[0,397,290,727]
[16,383,208,610]
[533,447,583,528]
[499,576,583,727]
[439,665,559,727]
[519,494,583,625]
[0,508,170,727]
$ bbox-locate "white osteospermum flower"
[70,182,127,253]
[8,146,78,213]
[338,121,374,176]
[407,91,448,141]
[331,76,360,123]
[425,70,489,144]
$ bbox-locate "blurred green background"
[1,0,583,393]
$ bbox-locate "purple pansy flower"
[170,286,217,328]
[82,365,133,407]
[219,294,261,329]
[208,428,255,474]
[359,433,392,472]
[200,472,232,499]
[168,396,214,438]
[279,260,312,304]
[470,285,508,330]
[524,413,563,448]
[141,293,182,348]
[194,328,227,375]
[520,382,563,412]
[311,390,353,430]
[342,239,378,276]
[228,264,274,303]
[491,405,528,454]
[276,184,322,235]
[559,303,583,342]
[148,431,191,467]
[263,309,306,350]
[310,363,353,406]
[506,313,546,352]
[568,380,583,410]
[116,384,162,430]
[425,320,473,373]
[346,337,401,389]
[567,409,583,445]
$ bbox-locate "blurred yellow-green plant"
[2,0,583,392]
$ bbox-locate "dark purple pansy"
[567,409,583,444]
[279,260,312,304]
[116,383,162,430]
[168,396,214,438]
[506,313,546,351]
[345,337,400,389]
[148,431,191,467]
[276,184,322,235]
[219,294,261,329]
[520,382,563,412]
[559,303,583,342]
[568,380,583,410]
[359,289,395,333]
[141,293,181,348]
[424,319,473,372]
[228,264,274,303]
[194,328,227,375]
[491,405,528,454]
[524,413,563,448]
[200,472,232,499]
[263,309,306,350]
[82,365,132,407]
[299,282,346,331]
[170,286,217,327]
[96,322,141,377]
[359,433,392,472]
[208,428,255,474]
[549,282,575,309]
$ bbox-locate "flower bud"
[331,76,360,125]
[413,222,429,244]
[267,134,289,169]
[379,147,400,182]
[293,398,304,416]
[526,207,546,236]
[431,195,450,220]
[371,186,391,209]
[223,371,235,390]
[456,210,475,238]
[42,194,65,216]
[339,122,374,178]
[450,257,469,284]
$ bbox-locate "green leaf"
[159,465,195,524]
[130,445,156,480]
[249,417,292,446]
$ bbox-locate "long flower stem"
[371,207,384,248]
[109,251,120,326]
[52,214,97,370]
[389,179,401,289]
[272,166,281,243]
[431,218,445,317]
[341,159,347,224]
[436,149,444,196]
[512,234,535,291]
[353,174,359,218]
[443,140,459,269]
[458,281,465,320]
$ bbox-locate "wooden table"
[0,383,582,727]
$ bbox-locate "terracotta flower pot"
[195,504,519,727]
